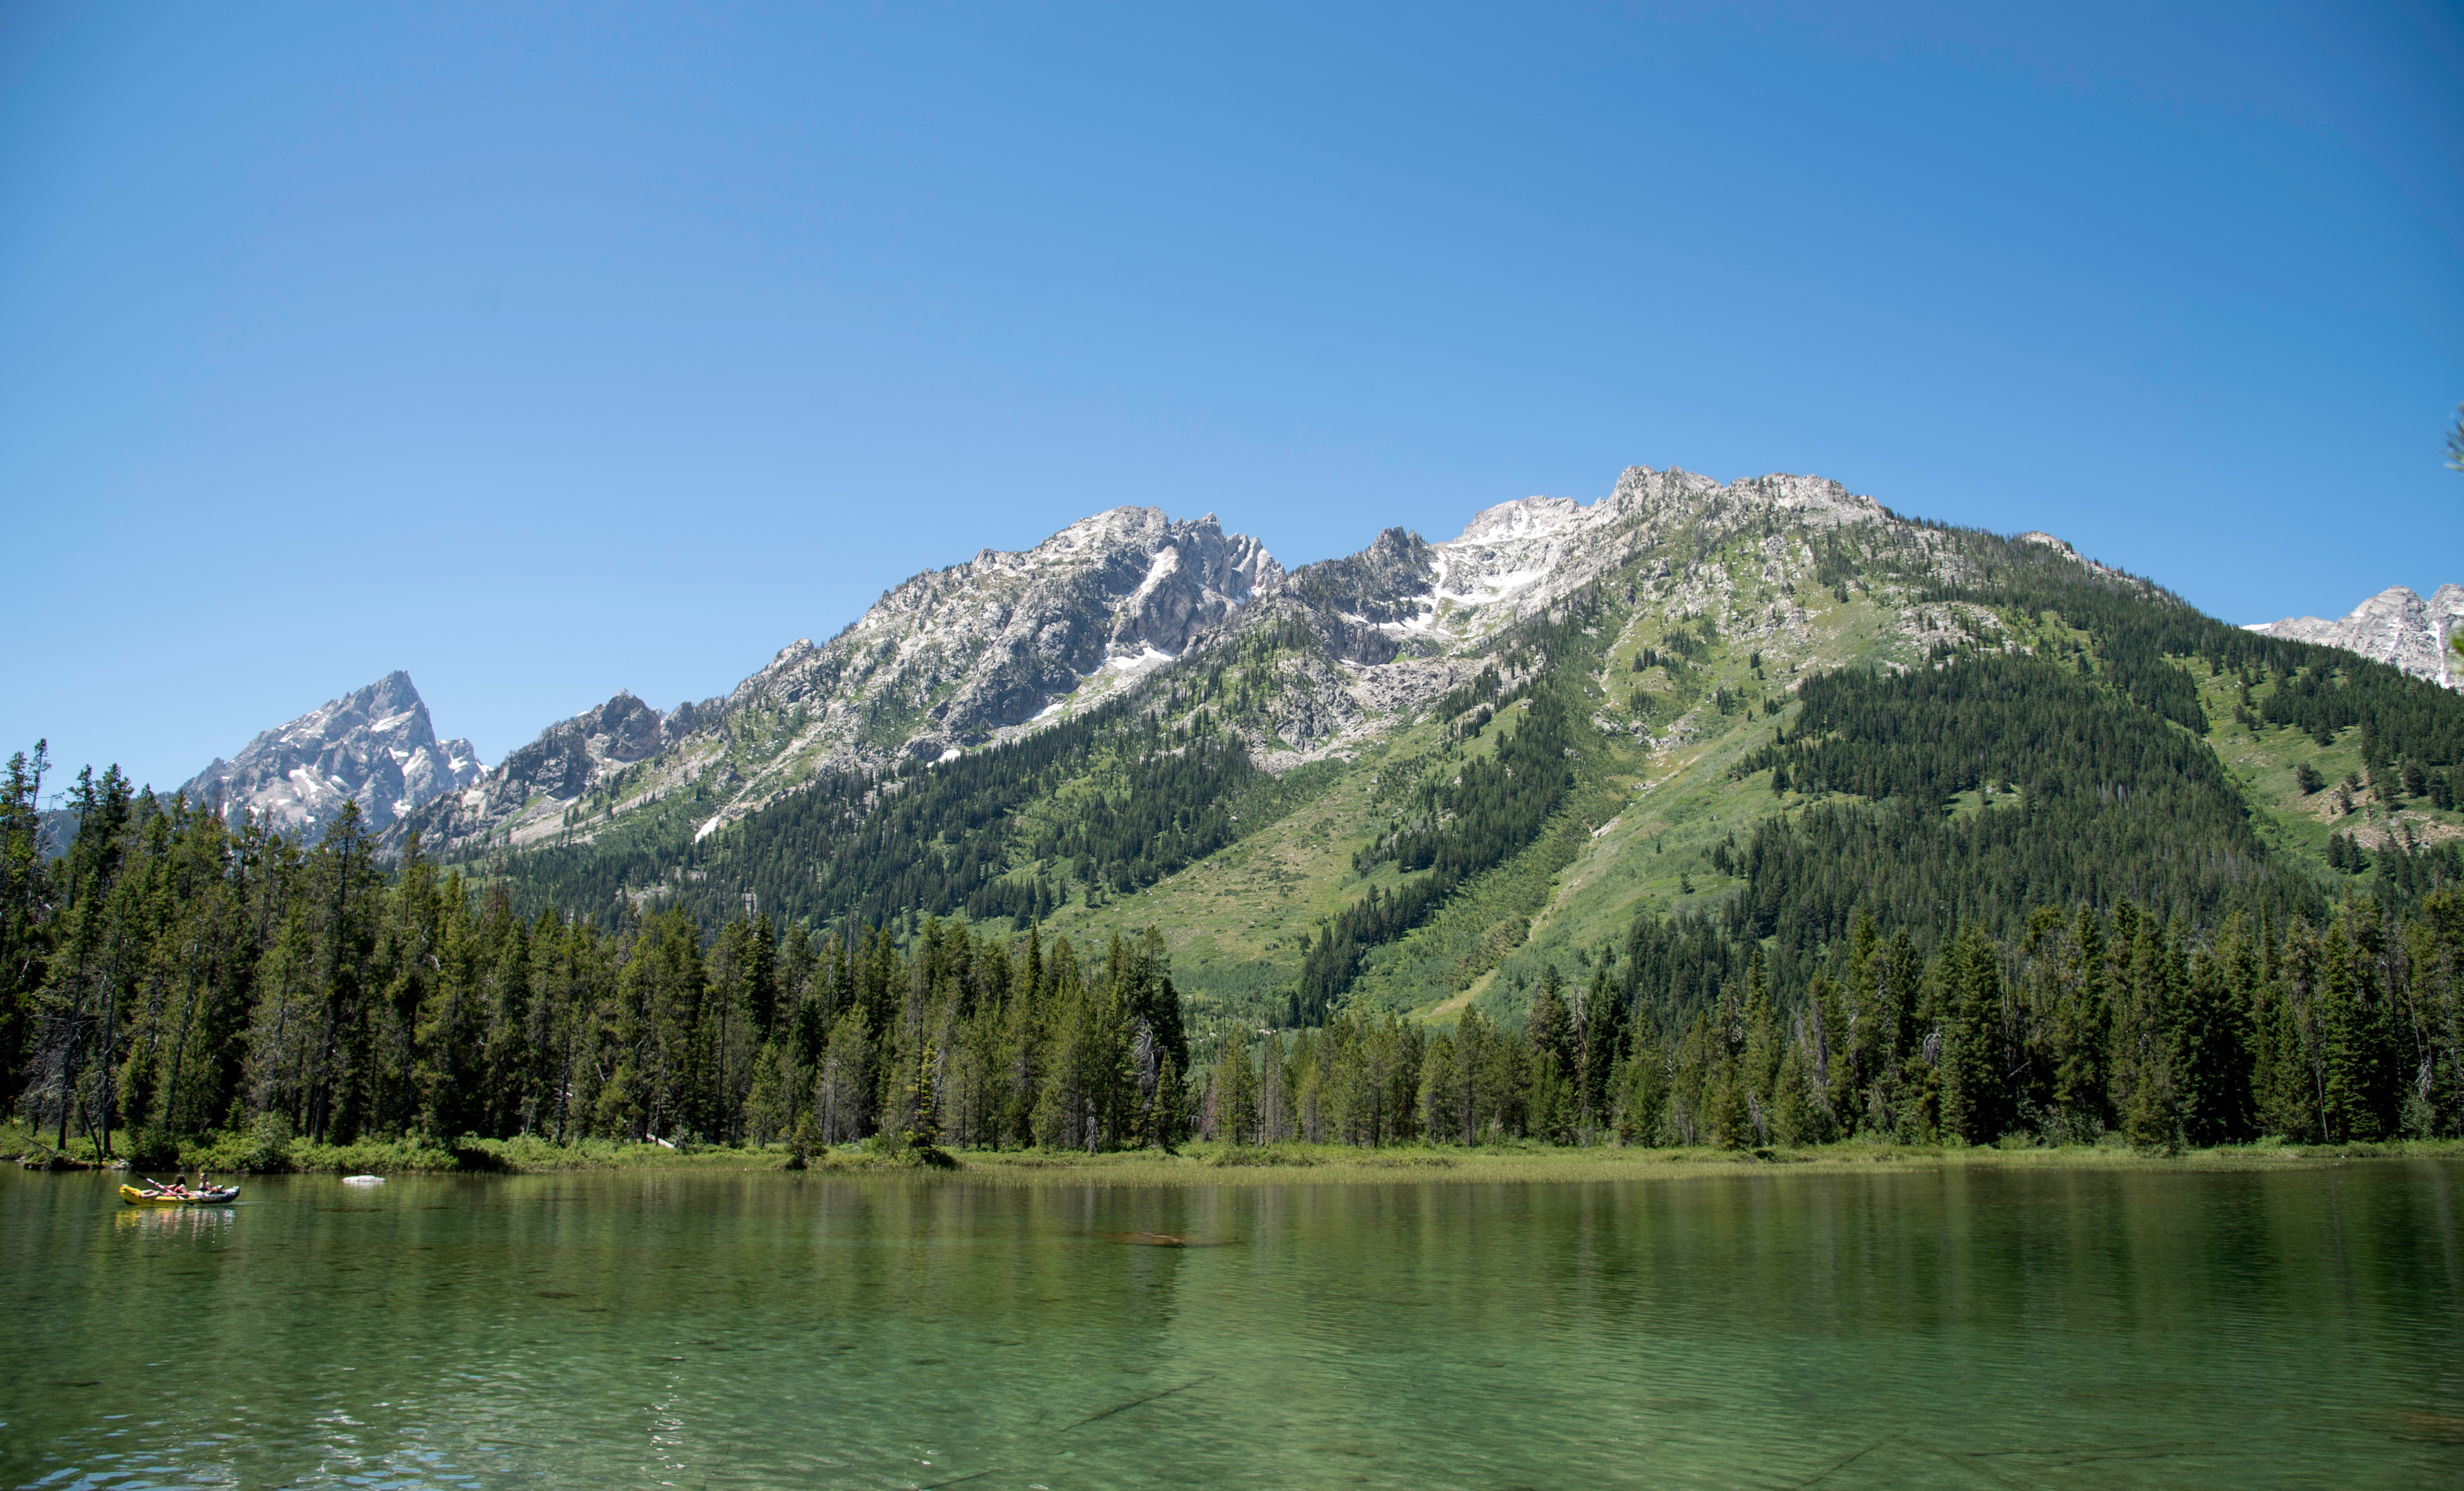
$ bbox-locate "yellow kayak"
[120,1183,239,1207]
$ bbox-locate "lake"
[4,1160,2461,1488]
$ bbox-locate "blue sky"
[3,2,2460,794]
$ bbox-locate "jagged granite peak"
[2246,585,2464,690]
[393,688,707,851]
[1161,467,1902,768]
[1286,527,1440,625]
[180,670,483,837]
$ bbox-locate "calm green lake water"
[4,1161,2462,1489]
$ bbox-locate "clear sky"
[4,2,2460,795]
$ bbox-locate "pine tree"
[903,1038,942,1151]
[0,742,52,1115]
[1938,924,2002,1146]
[1615,1026,1668,1145]
[1707,1053,1751,1149]
[1416,1031,1458,1142]
[1740,946,1780,1145]
[1830,909,1880,1125]
[2347,904,2404,1137]
[1259,1029,1292,1143]
[1210,1027,1259,1145]
[1527,1044,1572,1144]
[1879,926,1926,1137]
[2175,922,2256,1145]
[1772,1020,1830,1146]
[1527,965,1571,1075]
[2118,915,2187,1152]
[1668,1011,1714,1145]
[1886,932,1937,1144]
[2051,906,2110,1134]
[1576,957,1624,1133]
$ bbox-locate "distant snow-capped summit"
[2246,585,2464,690]
[179,671,484,836]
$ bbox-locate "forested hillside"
[12,476,2464,1163]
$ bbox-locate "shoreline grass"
[9,1120,2458,1185]
[935,1136,2464,1187]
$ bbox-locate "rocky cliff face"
[407,689,706,851]
[1255,465,1888,659]
[1182,466,1899,766]
[398,467,1917,857]
[731,507,1281,763]
[2246,585,2464,690]
[1284,527,1441,629]
[180,671,483,837]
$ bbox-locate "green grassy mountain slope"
[453,476,2464,1059]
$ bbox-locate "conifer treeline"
[10,741,2461,1158]
[1904,520,2464,770]
[1218,893,2464,1151]
[1293,684,1576,1023]
[1722,652,2329,957]
[2,754,1201,1158]
[1608,896,2464,1148]
[1290,600,1612,1021]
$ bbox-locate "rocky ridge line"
[396,467,1941,858]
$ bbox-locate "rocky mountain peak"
[578,690,669,762]
[180,671,483,837]
[1040,503,1174,553]
[2247,584,2464,690]
[1284,527,1439,629]
[1456,496,1587,547]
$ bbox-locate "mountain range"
[391,468,1881,859]
[137,467,2464,1037]
[230,467,2446,1036]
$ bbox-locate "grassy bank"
[947,1136,2464,1187]
[9,1120,2457,1185]
[0,1122,790,1176]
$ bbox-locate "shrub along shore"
[9,1120,2454,1187]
